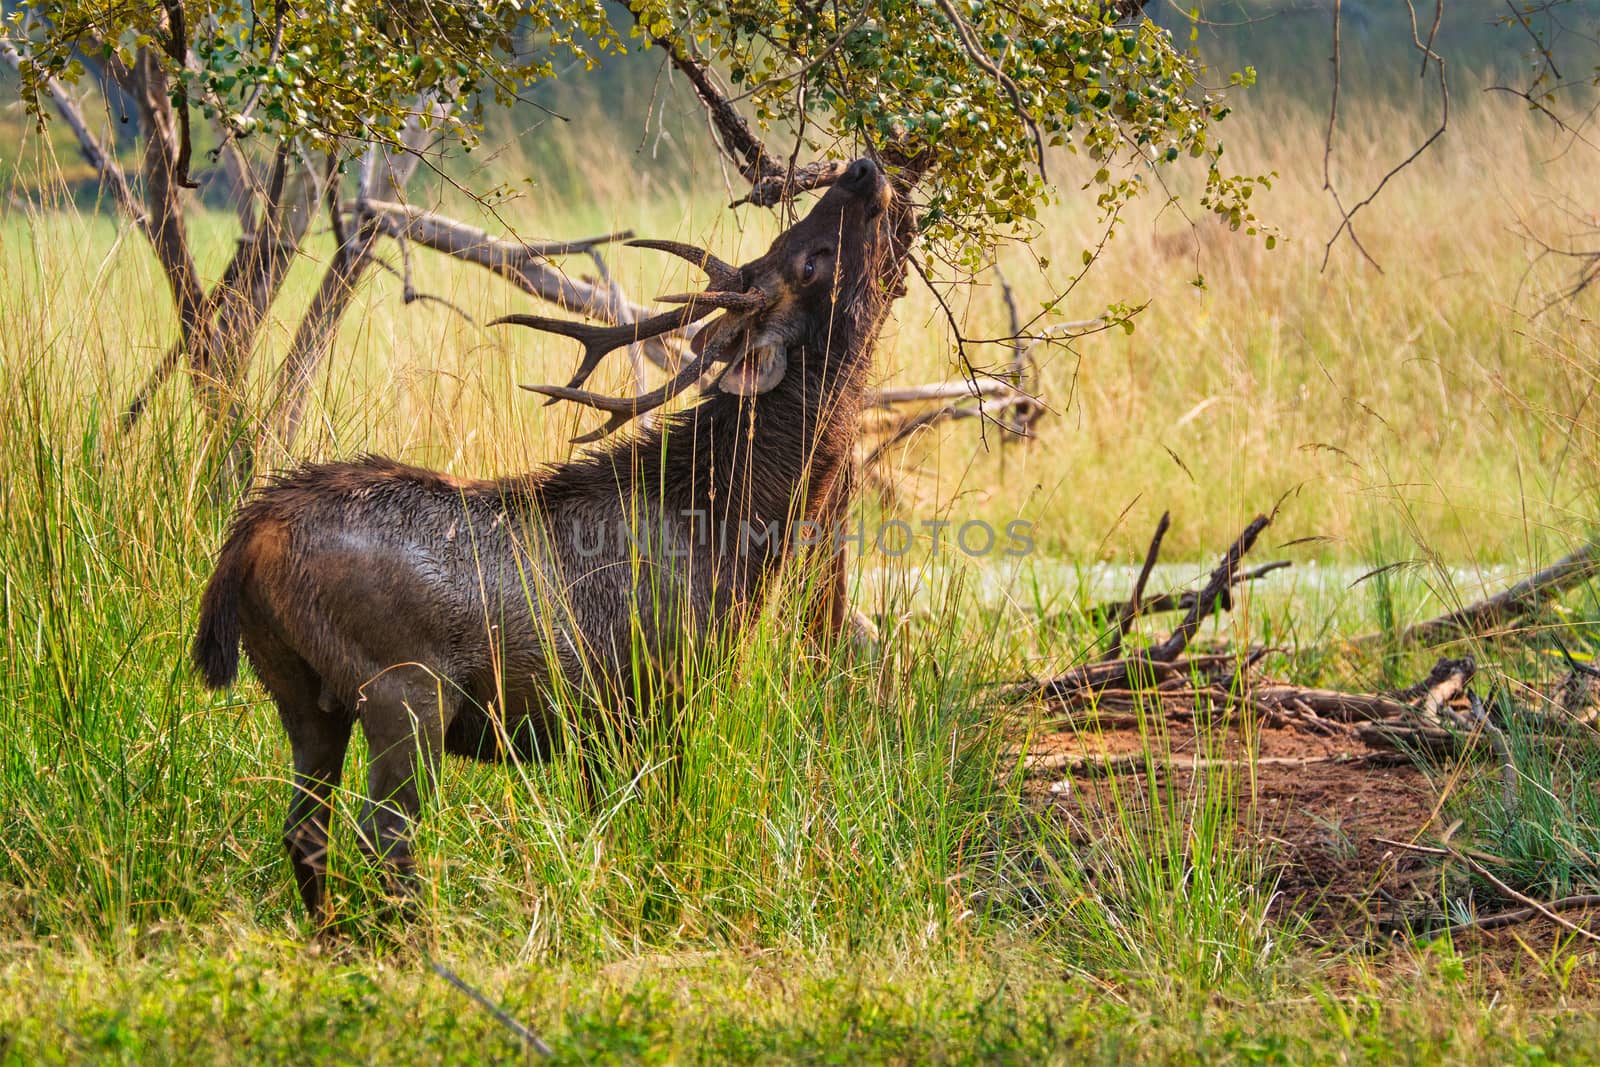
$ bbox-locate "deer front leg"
[803,465,877,655]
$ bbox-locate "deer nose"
[841,158,878,194]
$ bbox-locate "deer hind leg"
[355,665,458,905]
[251,639,355,926]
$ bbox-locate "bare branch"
[1352,540,1600,648]
[1382,839,1600,944]
[1146,511,1274,662]
[270,109,442,447]
[1103,511,1170,660]
[1091,561,1293,620]
[1321,0,1451,271]
[1,41,145,227]
[359,202,687,372]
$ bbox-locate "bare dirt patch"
[1018,713,1443,940]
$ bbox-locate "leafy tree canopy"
[8,0,1264,262]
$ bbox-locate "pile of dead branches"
[1004,510,1600,785]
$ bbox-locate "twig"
[1147,512,1273,662]
[1,41,146,229]
[429,959,554,1056]
[1442,895,1600,937]
[1378,839,1600,944]
[866,380,1030,406]
[371,243,478,325]
[994,264,1027,385]
[727,4,873,104]
[1091,560,1292,619]
[1103,512,1170,661]
[1321,0,1451,271]
[1459,852,1599,943]
[1468,690,1520,815]
[861,390,1038,466]
[645,27,775,185]
[929,0,1048,181]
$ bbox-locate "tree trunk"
[119,147,320,431]
[270,121,437,448]
[103,48,208,370]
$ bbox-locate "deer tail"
[192,524,260,689]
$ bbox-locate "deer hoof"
[849,608,881,652]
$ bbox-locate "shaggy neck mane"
[540,257,894,536]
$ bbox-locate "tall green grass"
[0,361,1015,953]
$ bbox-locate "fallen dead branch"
[1379,838,1600,944]
[1351,540,1600,649]
[1441,895,1600,938]
[1025,751,1411,779]
[1005,511,1275,702]
[1002,509,1544,784]
[1092,560,1292,622]
[1103,510,1170,660]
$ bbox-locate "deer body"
[193,159,896,922]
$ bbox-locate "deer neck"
[622,319,874,546]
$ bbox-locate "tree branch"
[929,0,1047,181]
[1,41,145,228]
[650,32,777,185]
[359,202,688,372]
[1353,540,1600,649]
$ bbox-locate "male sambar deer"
[193,158,897,923]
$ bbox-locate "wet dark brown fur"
[192,159,901,923]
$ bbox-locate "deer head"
[492,158,893,443]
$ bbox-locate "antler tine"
[521,347,722,444]
[490,303,714,398]
[627,239,742,290]
[655,289,768,313]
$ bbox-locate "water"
[859,556,1519,632]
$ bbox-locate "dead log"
[1026,751,1410,779]
[1249,686,1415,723]
[1353,541,1600,649]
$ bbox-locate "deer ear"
[718,344,787,396]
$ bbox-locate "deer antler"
[498,236,772,442]
[655,289,768,312]
[520,342,729,444]
[489,303,715,396]
[626,239,742,290]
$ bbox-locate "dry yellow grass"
[4,91,1596,570]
